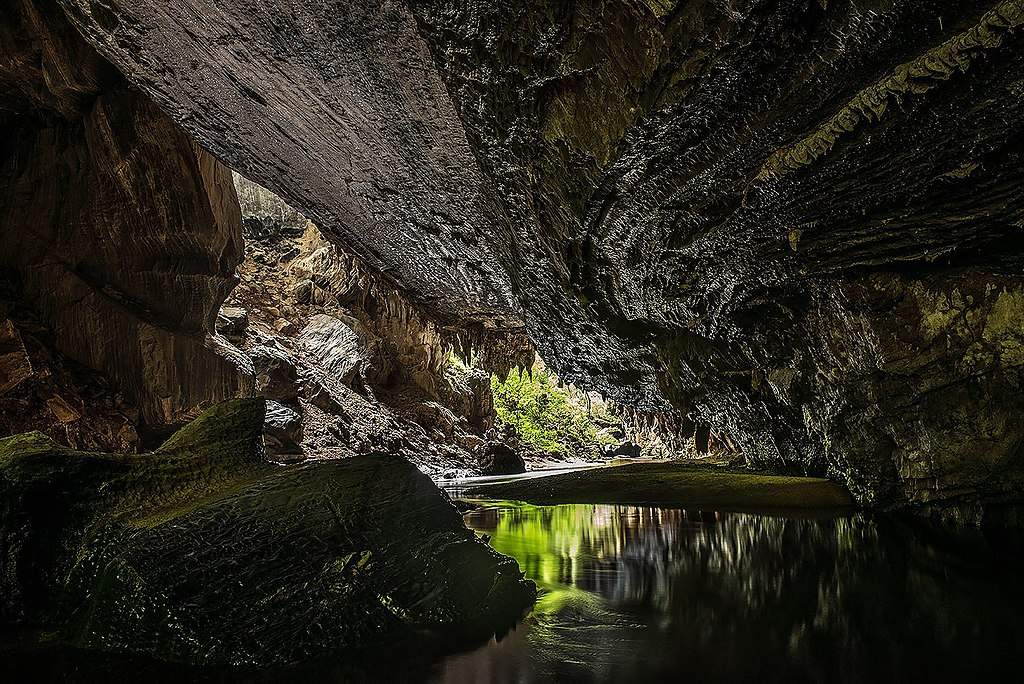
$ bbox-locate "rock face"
[0,0,253,431]
[0,398,536,665]
[0,300,139,452]
[223,179,528,475]
[2,1,1022,516]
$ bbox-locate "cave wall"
[10,0,1024,513]
[0,0,253,429]
[221,174,536,475]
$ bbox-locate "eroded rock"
[0,398,535,664]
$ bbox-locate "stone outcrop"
[0,398,536,665]
[0,0,253,433]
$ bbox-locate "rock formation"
[0,0,1021,521]
[0,398,535,665]
[45,0,1024,519]
[221,175,536,475]
[0,0,253,436]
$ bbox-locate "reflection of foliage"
[490,366,599,456]
[461,500,1024,682]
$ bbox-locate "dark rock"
[0,398,536,665]
[605,441,642,459]
[0,306,140,453]
[477,442,526,476]
[263,399,303,457]
[216,306,249,335]
[249,344,299,404]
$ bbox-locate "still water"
[3,502,1023,682]
[435,502,1024,683]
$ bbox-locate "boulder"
[215,306,249,335]
[272,318,297,335]
[0,399,535,665]
[605,441,642,459]
[263,400,303,457]
[299,314,393,391]
[477,442,526,476]
[250,344,299,404]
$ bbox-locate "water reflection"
[436,503,1024,683]
[3,504,1022,682]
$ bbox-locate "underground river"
[5,472,1023,683]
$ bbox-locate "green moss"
[464,462,852,514]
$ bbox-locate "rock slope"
[0,398,535,665]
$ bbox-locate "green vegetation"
[464,461,853,514]
[490,363,617,457]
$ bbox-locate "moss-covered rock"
[464,461,852,513]
[0,398,535,665]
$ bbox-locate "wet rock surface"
[0,398,536,665]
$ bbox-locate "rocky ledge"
[0,398,535,665]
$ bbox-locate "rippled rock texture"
[0,398,535,665]
[7,0,1024,514]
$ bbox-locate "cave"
[2,0,1024,680]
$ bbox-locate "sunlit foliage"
[490,364,600,456]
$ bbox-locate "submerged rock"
[0,398,535,665]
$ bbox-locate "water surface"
[4,501,1023,682]
[434,502,1024,683]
